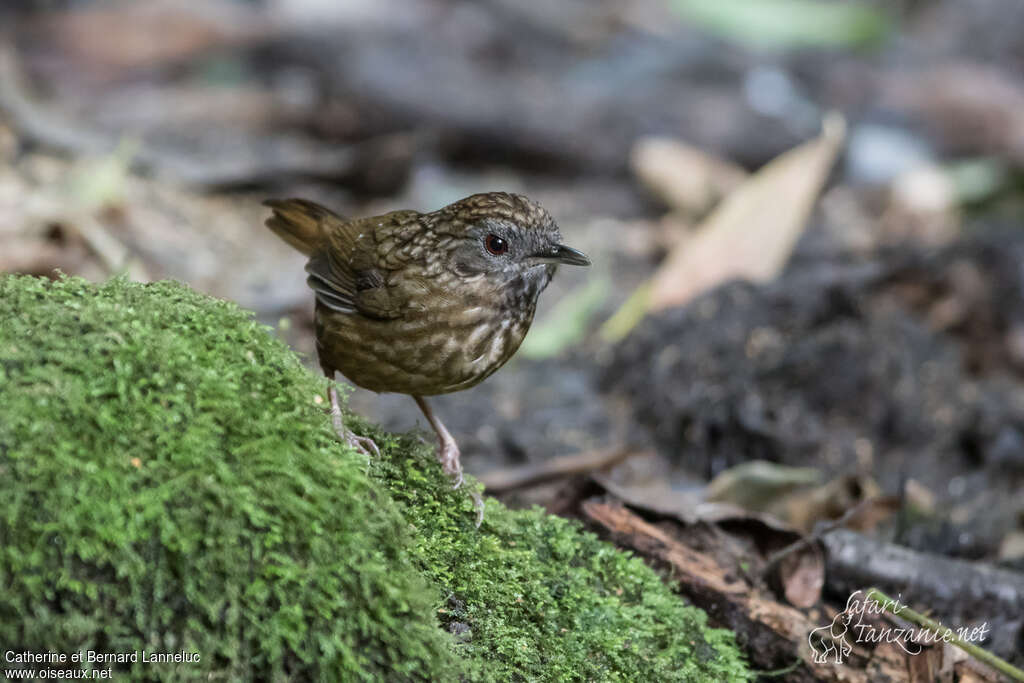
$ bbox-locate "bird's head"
[430,192,590,305]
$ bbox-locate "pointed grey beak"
[532,244,591,266]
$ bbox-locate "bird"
[263,192,590,524]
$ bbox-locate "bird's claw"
[344,431,380,466]
[437,439,483,525]
[469,489,484,528]
[326,385,379,465]
[348,432,380,457]
[438,443,464,488]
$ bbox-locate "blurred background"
[2,0,1024,665]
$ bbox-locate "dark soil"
[603,228,1024,561]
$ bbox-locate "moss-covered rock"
[0,274,749,682]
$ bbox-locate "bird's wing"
[264,199,429,320]
[314,210,426,320]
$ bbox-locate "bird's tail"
[263,198,344,256]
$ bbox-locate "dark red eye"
[485,234,509,255]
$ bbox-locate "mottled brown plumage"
[264,192,589,524]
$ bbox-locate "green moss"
[0,274,749,682]
[0,275,453,681]
[373,441,749,682]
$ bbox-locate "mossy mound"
[0,275,452,680]
[0,274,749,682]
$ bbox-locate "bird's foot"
[343,429,381,459]
[327,385,379,465]
[468,490,485,527]
[413,395,484,527]
[438,440,464,488]
[437,439,484,527]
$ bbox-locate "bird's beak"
[531,244,591,266]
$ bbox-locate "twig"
[479,447,637,493]
[583,500,912,680]
[865,587,1024,682]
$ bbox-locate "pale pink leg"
[328,384,379,459]
[414,395,484,526]
[322,366,379,461]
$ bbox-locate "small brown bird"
[264,192,589,522]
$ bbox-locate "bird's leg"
[413,395,484,526]
[413,395,463,486]
[322,366,379,460]
[327,383,345,435]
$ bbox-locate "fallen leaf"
[648,112,845,313]
[704,460,891,533]
[776,543,824,608]
[998,531,1024,562]
[602,113,845,341]
[706,460,822,510]
[630,137,747,216]
[779,476,888,533]
[670,0,891,50]
[590,472,803,544]
[903,478,936,515]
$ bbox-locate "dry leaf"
[630,137,747,216]
[704,461,891,533]
[777,543,824,608]
[590,472,804,545]
[647,112,845,312]
[903,478,936,514]
[705,460,822,510]
[998,531,1024,562]
[777,475,888,533]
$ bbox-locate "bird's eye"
[485,234,509,255]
